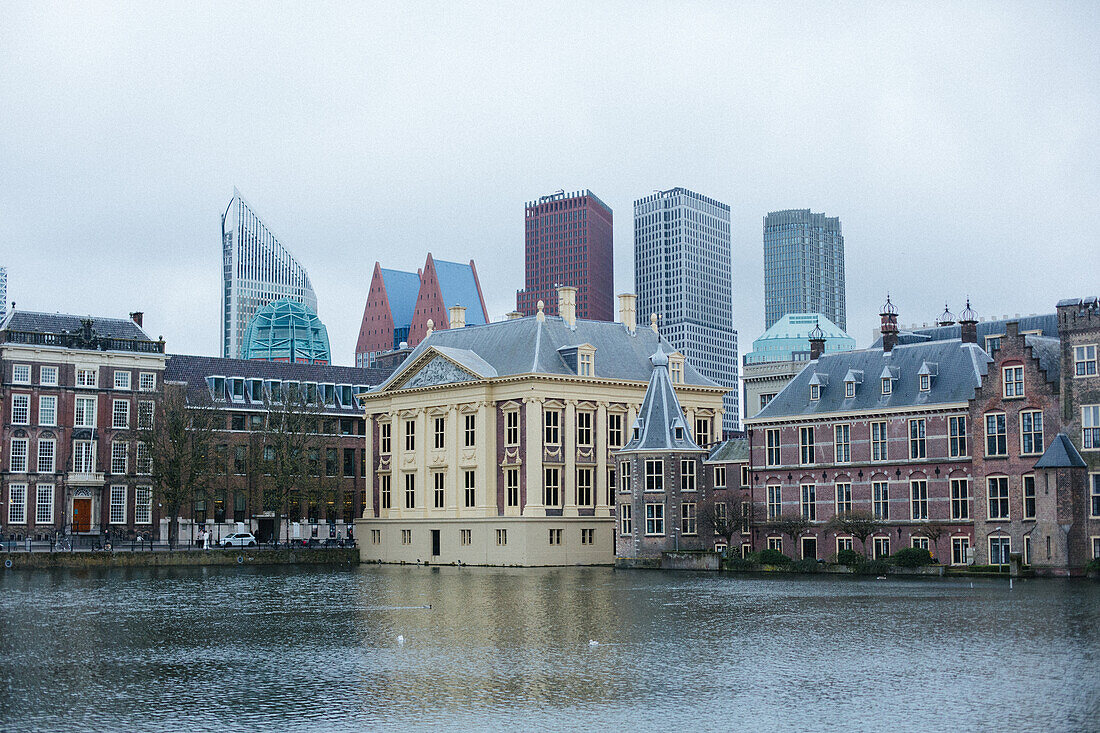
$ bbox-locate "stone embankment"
[2,547,359,570]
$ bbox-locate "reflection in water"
[1,566,1098,731]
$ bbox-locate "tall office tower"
[763,209,846,331]
[516,190,613,321]
[635,188,739,431]
[0,266,6,320]
[221,188,317,359]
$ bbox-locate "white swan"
[397,635,405,644]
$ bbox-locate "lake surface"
[1,565,1098,732]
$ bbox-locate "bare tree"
[827,510,884,557]
[767,513,812,552]
[913,520,951,561]
[261,389,330,543]
[699,494,760,552]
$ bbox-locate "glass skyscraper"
[763,209,846,331]
[634,188,739,430]
[0,266,6,321]
[221,189,317,359]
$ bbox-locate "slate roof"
[1,309,153,342]
[876,313,1058,347]
[748,339,992,421]
[620,348,701,453]
[377,315,720,390]
[380,268,422,330]
[1034,433,1088,469]
[706,438,749,463]
[434,259,487,326]
[1024,335,1061,384]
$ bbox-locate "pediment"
[396,354,480,389]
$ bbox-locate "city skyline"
[0,4,1096,366]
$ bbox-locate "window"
[35,483,55,524]
[464,470,476,507]
[809,384,820,401]
[505,411,519,446]
[1090,474,1100,518]
[548,528,562,545]
[402,529,412,545]
[1082,406,1100,449]
[581,527,595,545]
[404,420,416,452]
[872,537,891,559]
[740,502,752,533]
[1003,366,1024,397]
[714,501,727,532]
[10,394,29,425]
[459,529,471,545]
[872,481,889,520]
[767,537,782,552]
[343,448,355,477]
[986,336,1002,353]
[645,503,665,535]
[620,503,632,535]
[910,480,928,520]
[578,351,593,377]
[544,409,560,445]
[380,474,392,509]
[37,438,55,474]
[497,529,508,546]
[767,484,781,520]
[713,465,726,487]
[881,377,892,395]
[135,441,150,474]
[989,537,1011,565]
[76,368,97,388]
[544,467,560,507]
[871,421,888,461]
[607,413,623,448]
[135,486,152,524]
[1023,475,1036,519]
[836,537,853,554]
[845,381,855,398]
[460,413,476,447]
[681,503,697,535]
[670,360,683,384]
[799,427,815,465]
[576,468,592,506]
[911,536,929,551]
[12,364,32,385]
[985,413,1007,456]
[828,424,850,463]
[8,484,27,523]
[10,438,28,473]
[1074,345,1097,376]
[1023,535,1032,565]
[74,396,96,428]
[766,428,781,466]
[505,468,519,507]
[949,416,967,457]
[576,412,592,447]
[38,395,56,427]
[760,394,776,410]
[680,460,696,492]
[112,399,130,429]
[114,371,131,390]
[645,459,663,492]
[950,478,969,520]
[800,483,816,521]
[835,483,852,515]
[109,485,127,524]
[987,476,1009,519]
[909,419,926,459]
[433,472,445,508]
[433,416,445,449]
[694,417,710,447]
[919,374,930,392]
[404,473,415,509]
[741,465,750,488]
[1020,411,1043,455]
[380,422,392,454]
[952,537,970,565]
[139,372,156,392]
[40,366,58,386]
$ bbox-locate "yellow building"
[355,288,727,566]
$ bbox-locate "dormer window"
[845,381,855,398]
[882,377,892,395]
[669,353,686,384]
[810,384,821,401]
[674,425,684,441]
[578,351,594,377]
[919,374,930,392]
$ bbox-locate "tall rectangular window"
[1084,406,1100,449]
[380,422,392,454]
[463,470,475,508]
[767,485,781,520]
[1002,366,1024,397]
[112,399,130,429]
[36,395,56,427]
[985,413,1007,456]
[10,394,29,425]
[872,481,890,520]
[694,418,710,447]
[645,503,664,535]
[433,417,445,449]
[404,420,416,452]
[1023,475,1036,519]
[713,465,726,488]
[544,467,560,507]
[619,503,632,535]
[713,501,727,532]
[1020,411,1043,455]
[989,537,1011,565]
[404,473,415,509]
[766,428,781,466]
[464,414,476,447]
[799,427,815,465]
[576,412,592,447]
[909,419,926,459]
[952,537,970,565]
[135,442,150,474]
[578,352,593,377]
[987,476,1009,519]
[505,411,519,446]
[950,478,970,520]
[619,461,631,492]
[680,460,696,492]
[607,413,623,448]
[576,468,593,506]
[7,484,27,523]
[949,416,967,457]
[544,410,560,445]
[109,485,127,524]
[645,459,663,492]
[75,396,96,428]
[834,424,850,463]
[37,438,56,474]
[800,484,816,521]
[135,486,152,524]
[1074,344,1097,376]
[871,421,888,461]
[910,480,928,520]
[681,503,697,535]
[1091,475,1100,518]
[506,468,519,507]
[10,438,28,473]
[835,482,852,515]
[35,483,55,524]
[433,472,445,509]
[380,474,391,509]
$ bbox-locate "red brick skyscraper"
[516,190,613,321]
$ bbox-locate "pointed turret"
[622,346,700,452]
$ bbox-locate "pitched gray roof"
[1024,335,1061,384]
[750,340,992,420]
[1034,433,1087,469]
[620,348,701,453]
[706,438,749,463]
[377,315,719,390]
[1,309,153,341]
[875,313,1058,347]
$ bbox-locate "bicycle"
[54,534,71,552]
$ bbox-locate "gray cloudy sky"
[1,2,1097,365]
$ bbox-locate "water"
[1,566,1098,732]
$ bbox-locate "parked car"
[220,532,258,548]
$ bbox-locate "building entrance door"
[431,529,440,557]
[73,498,92,532]
[801,536,818,561]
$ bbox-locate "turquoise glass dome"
[243,298,331,364]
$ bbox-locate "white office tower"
[0,266,6,320]
[634,188,739,432]
[221,189,317,359]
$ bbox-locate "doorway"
[72,498,92,532]
[801,536,818,560]
[431,529,440,557]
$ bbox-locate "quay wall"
[1,548,359,570]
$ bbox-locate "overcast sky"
[1,2,1097,366]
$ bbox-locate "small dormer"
[880,366,898,395]
[206,375,226,401]
[557,343,597,377]
[631,417,643,441]
[670,412,690,440]
[808,372,829,401]
[843,369,863,399]
[668,352,686,384]
[917,362,938,392]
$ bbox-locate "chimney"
[129,311,143,327]
[557,285,577,329]
[448,305,466,330]
[959,299,978,344]
[506,311,523,321]
[880,295,899,352]
[808,319,826,360]
[618,293,637,333]
[1006,321,1019,339]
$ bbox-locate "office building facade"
[222,188,317,359]
[516,190,613,322]
[763,209,846,331]
[634,188,738,429]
